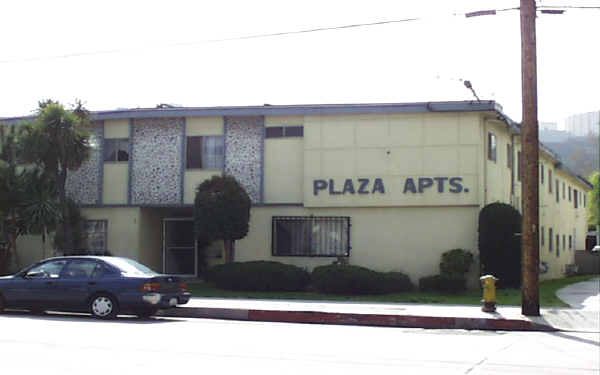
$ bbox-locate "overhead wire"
[0,4,596,65]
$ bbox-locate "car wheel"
[90,294,119,319]
[135,308,158,319]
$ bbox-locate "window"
[103,139,129,162]
[556,234,560,257]
[562,182,566,199]
[574,189,578,208]
[569,235,572,250]
[186,136,224,169]
[540,164,544,184]
[517,152,522,181]
[26,260,68,278]
[63,260,104,278]
[487,132,497,162]
[549,228,553,252]
[272,216,350,257]
[556,180,559,203]
[584,194,586,208]
[549,170,553,193]
[507,144,512,168]
[84,220,107,255]
[541,226,544,246]
[568,186,572,201]
[562,235,566,252]
[266,126,304,138]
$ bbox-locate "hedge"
[311,265,413,295]
[205,261,310,292]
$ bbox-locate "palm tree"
[20,101,91,253]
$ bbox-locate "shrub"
[205,261,310,292]
[311,265,413,295]
[440,249,474,277]
[418,274,467,294]
[478,202,522,288]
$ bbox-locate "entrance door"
[163,218,196,276]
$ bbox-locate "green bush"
[311,265,413,295]
[418,274,467,294]
[440,249,474,276]
[205,261,310,292]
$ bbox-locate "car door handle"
[88,282,96,286]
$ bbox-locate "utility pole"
[520,0,540,316]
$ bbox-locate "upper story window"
[568,186,572,201]
[507,144,512,169]
[487,132,497,162]
[549,228,553,252]
[549,169,553,193]
[103,139,129,162]
[562,182,566,199]
[556,180,560,203]
[186,136,224,170]
[584,194,587,207]
[266,126,304,138]
[540,164,544,184]
[574,189,579,208]
[540,226,545,246]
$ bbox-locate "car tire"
[135,308,159,319]
[90,294,119,319]
[0,295,5,314]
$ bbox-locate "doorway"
[162,218,196,276]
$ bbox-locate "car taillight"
[141,282,161,292]
[179,282,188,292]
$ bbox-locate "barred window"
[84,220,107,255]
[272,216,350,257]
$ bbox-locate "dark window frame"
[186,135,225,170]
[507,144,512,169]
[540,164,544,184]
[574,189,579,208]
[556,180,560,203]
[271,216,351,257]
[541,226,544,246]
[549,228,553,252]
[549,170,553,193]
[265,126,304,138]
[103,138,129,162]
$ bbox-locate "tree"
[193,175,251,263]
[478,203,522,288]
[20,101,91,253]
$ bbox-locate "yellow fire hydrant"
[480,275,498,312]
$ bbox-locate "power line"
[0,5,596,65]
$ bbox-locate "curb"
[158,306,557,332]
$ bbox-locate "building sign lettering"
[313,177,469,196]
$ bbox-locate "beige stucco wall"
[186,117,223,136]
[484,119,513,205]
[104,119,129,138]
[303,113,481,207]
[264,138,304,203]
[102,163,128,204]
[235,205,480,284]
[138,208,163,272]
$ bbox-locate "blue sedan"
[0,256,191,319]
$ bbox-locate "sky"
[1,0,599,127]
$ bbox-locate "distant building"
[565,111,600,137]
[539,121,558,131]
[539,128,570,143]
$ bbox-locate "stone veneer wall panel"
[131,118,183,205]
[66,120,103,204]
[224,116,264,203]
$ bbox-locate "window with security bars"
[272,216,350,257]
[84,220,108,255]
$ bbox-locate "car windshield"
[104,257,159,276]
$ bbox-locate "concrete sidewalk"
[159,277,600,332]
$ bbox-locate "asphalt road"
[1,312,598,375]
